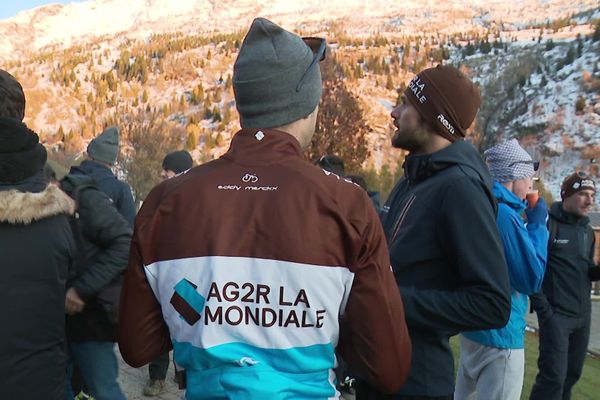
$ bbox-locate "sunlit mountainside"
[1,0,599,200]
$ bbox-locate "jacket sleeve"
[497,204,548,294]
[117,181,137,228]
[337,196,411,394]
[119,225,172,368]
[529,289,553,319]
[398,178,511,334]
[70,187,132,300]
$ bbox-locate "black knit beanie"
[162,150,193,174]
[0,117,47,183]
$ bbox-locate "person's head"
[0,69,26,121]
[233,18,325,149]
[161,150,193,180]
[484,138,538,200]
[391,65,480,154]
[561,171,596,217]
[0,117,47,184]
[346,174,368,191]
[317,155,345,176]
[86,126,119,166]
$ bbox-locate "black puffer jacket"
[531,202,596,319]
[0,184,75,400]
[380,140,511,397]
[60,174,132,342]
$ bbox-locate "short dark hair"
[0,69,25,120]
[317,155,345,176]
[346,174,368,191]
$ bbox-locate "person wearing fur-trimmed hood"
[0,71,76,399]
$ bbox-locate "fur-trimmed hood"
[0,184,74,225]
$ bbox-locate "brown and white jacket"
[119,129,411,399]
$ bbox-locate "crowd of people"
[0,16,598,400]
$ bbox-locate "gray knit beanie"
[484,138,536,183]
[87,126,119,165]
[233,18,322,129]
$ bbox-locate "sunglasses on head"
[296,37,327,92]
[508,160,540,172]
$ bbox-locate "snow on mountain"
[1,0,598,61]
[457,32,600,199]
[1,0,599,198]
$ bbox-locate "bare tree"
[109,108,185,205]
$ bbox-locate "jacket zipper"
[391,194,416,243]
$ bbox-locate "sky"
[0,1,86,20]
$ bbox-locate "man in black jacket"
[530,171,598,400]
[361,65,511,399]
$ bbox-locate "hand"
[65,288,86,315]
[525,197,548,225]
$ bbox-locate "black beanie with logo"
[404,65,481,142]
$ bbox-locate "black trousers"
[530,312,591,400]
[354,379,452,400]
[148,351,170,381]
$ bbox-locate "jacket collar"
[403,140,490,185]
[221,128,303,166]
[0,184,74,225]
[492,181,525,211]
[74,159,114,178]
[550,201,590,226]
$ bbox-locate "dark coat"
[531,202,596,319]
[0,184,75,400]
[60,173,132,342]
[72,160,136,227]
[379,140,511,397]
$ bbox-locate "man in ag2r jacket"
[119,17,411,400]
[358,65,511,400]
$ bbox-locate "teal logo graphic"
[170,279,205,325]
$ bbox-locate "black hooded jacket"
[380,140,511,397]
[0,184,75,400]
[530,202,597,320]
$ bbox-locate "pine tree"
[575,96,586,113]
[386,74,394,90]
[593,24,600,42]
